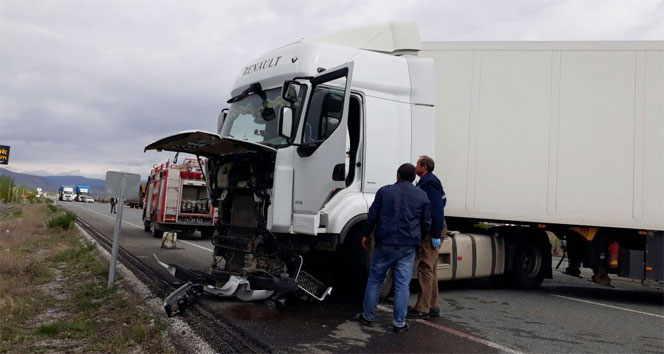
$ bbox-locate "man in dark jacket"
[354,163,431,333]
[408,155,447,319]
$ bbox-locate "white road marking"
[65,203,144,228]
[552,294,664,319]
[180,240,214,252]
[65,203,215,252]
[417,320,525,354]
[376,305,524,354]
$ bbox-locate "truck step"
[296,271,332,301]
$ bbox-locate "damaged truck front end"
[145,130,330,314]
[145,61,354,314]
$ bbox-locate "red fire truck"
[142,158,216,239]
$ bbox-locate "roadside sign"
[105,171,140,199]
[104,171,141,288]
[0,145,10,165]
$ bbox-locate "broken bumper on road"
[153,254,331,317]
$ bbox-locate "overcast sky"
[1,0,662,179]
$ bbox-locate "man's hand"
[361,236,371,250]
[431,237,442,248]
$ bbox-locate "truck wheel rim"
[524,244,542,278]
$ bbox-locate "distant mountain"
[43,175,105,192]
[0,168,105,194]
[0,168,57,191]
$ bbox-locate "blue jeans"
[362,244,416,327]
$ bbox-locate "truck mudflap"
[154,254,332,316]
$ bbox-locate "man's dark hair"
[397,163,416,182]
[419,155,435,173]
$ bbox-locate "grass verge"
[0,204,173,353]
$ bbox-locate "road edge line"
[376,304,524,354]
[551,294,664,319]
[416,319,525,354]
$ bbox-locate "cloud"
[1,0,662,178]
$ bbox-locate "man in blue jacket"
[355,163,431,333]
[408,155,447,319]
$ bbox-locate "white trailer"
[419,41,663,232]
[146,23,663,305]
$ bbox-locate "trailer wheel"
[513,241,546,289]
[151,222,163,239]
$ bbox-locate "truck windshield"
[221,88,300,147]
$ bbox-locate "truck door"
[292,63,354,235]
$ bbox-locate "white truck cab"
[146,23,440,301]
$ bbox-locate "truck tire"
[337,228,369,299]
[512,241,547,289]
[201,229,214,239]
[143,220,151,232]
[151,222,163,239]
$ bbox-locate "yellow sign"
[0,145,9,165]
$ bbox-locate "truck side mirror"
[217,108,228,135]
[282,81,301,103]
[279,106,293,140]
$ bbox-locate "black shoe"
[406,310,429,319]
[353,313,373,326]
[428,308,440,317]
[393,322,409,333]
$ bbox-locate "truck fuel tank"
[434,232,505,281]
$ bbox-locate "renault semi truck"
[146,23,663,304]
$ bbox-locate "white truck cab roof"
[230,22,428,105]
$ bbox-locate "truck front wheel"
[512,242,547,289]
[336,228,369,299]
[143,220,151,232]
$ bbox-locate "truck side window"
[346,96,361,186]
[302,86,344,143]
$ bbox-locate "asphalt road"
[61,201,664,353]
